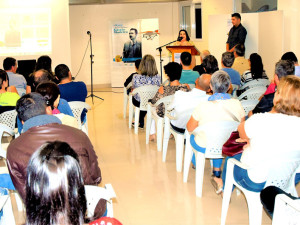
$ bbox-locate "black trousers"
[260,186,298,218]
[132,97,147,127]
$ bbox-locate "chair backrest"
[0,124,15,159]
[85,184,116,218]
[240,79,270,90]
[68,101,91,128]
[132,85,159,111]
[193,121,239,158]
[0,110,17,131]
[272,194,300,225]
[240,99,259,115]
[231,84,240,98]
[154,95,174,109]
[265,151,300,196]
[238,86,267,101]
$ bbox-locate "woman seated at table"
[213,75,300,195]
[131,54,161,129]
[149,62,190,140]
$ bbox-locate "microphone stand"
[156,39,178,82]
[86,31,104,104]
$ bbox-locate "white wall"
[278,0,300,58]
[69,3,179,86]
[0,0,71,71]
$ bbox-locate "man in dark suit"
[123,28,142,60]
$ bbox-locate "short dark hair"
[26,141,86,225]
[16,93,47,122]
[55,64,70,80]
[232,13,241,20]
[234,44,245,56]
[135,59,141,70]
[0,69,8,89]
[281,52,298,63]
[36,82,60,110]
[222,52,235,67]
[35,55,52,72]
[130,28,138,34]
[275,60,295,79]
[164,62,182,82]
[177,29,190,41]
[3,57,16,71]
[180,52,192,66]
[202,55,219,74]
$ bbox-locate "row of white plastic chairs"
[124,80,300,225]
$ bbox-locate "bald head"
[196,74,211,92]
[200,50,211,63]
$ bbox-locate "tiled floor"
[12,88,275,224]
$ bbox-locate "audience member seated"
[281,51,300,77]
[124,59,141,95]
[179,52,200,84]
[131,54,161,129]
[148,62,189,140]
[36,81,78,128]
[194,55,219,76]
[25,141,87,225]
[213,76,300,195]
[249,60,294,116]
[193,50,211,75]
[55,64,88,102]
[231,44,249,76]
[169,74,211,134]
[0,69,20,106]
[3,57,29,96]
[221,52,241,86]
[240,53,269,86]
[187,70,245,180]
[28,55,59,87]
[7,93,104,218]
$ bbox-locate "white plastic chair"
[240,79,270,90]
[240,100,259,115]
[0,124,15,159]
[145,95,174,151]
[272,194,300,225]
[231,84,240,98]
[68,101,91,135]
[128,85,159,134]
[221,151,300,225]
[123,82,132,118]
[85,184,117,218]
[183,121,239,197]
[162,109,193,172]
[238,86,267,101]
[0,188,16,225]
[0,110,17,131]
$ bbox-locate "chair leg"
[183,132,192,182]
[175,135,184,172]
[195,152,206,197]
[156,118,163,152]
[134,108,140,134]
[128,98,133,129]
[221,160,235,225]
[123,90,128,119]
[246,192,263,225]
[145,105,152,144]
[1,194,16,225]
[162,119,171,162]
[14,191,23,211]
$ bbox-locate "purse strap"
[213,101,240,122]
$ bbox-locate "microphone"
[177,37,183,41]
[87,31,91,35]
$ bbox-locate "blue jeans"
[190,134,223,169]
[222,153,266,192]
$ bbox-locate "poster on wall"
[111,18,159,64]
